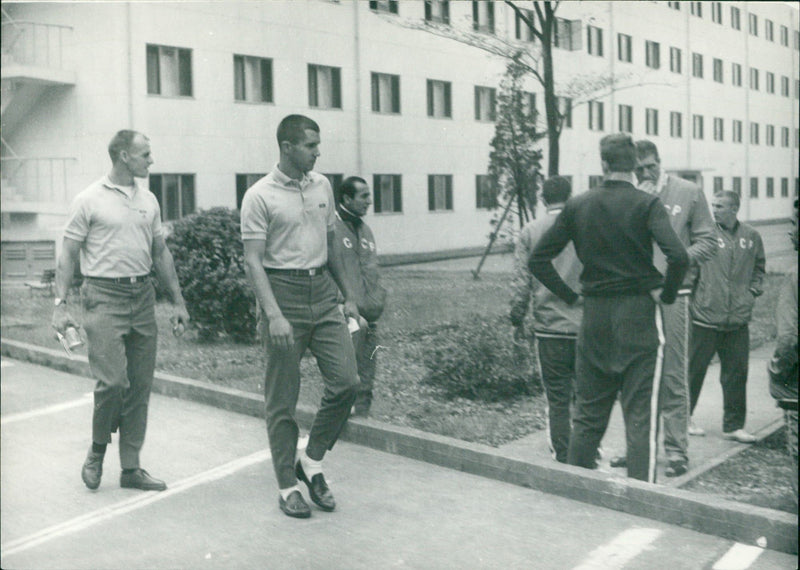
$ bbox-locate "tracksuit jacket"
[768,271,798,409]
[690,221,766,330]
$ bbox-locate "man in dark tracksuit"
[530,133,689,483]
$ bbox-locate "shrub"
[421,315,541,402]
[166,207,256,343]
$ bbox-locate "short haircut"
[542,176,572,204]
[276,114,319,146]
[714,190,741,209]
[600,133,637,173]
[108,130,146,163]
[635,139,660,161]
[340,176,368,201]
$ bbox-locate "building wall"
[2,0,798,259]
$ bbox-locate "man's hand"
[342,299,360,323]
[52,304,78,336]
[268,314,294,351]
[649,288,663,304]
[168,302,191,336]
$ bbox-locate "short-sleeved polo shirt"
[63,176,163,277]
[240,166,335,269]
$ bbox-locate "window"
[733,177,742,196]
[750,177,758,198]
[670,111,682,138]
[308,64,342,109]
[712,58,723,83]
[766,72,775,94]
[476,175,498,209]
[588,101,604,131]
[515,8,534,42]
[750,122,759,145]
[645,41,660,69]
[711,2,722,24]
[474,86,496,121]
[766,125,775,146]
[554,18,582,51]
[371,72,400,114]
[236,173,266,210]
[323,173,344,204]
[369,0,398,14]
[589,175,604,188]
[766,177,774,198]
[749,68,759,91]
[150,174,195,221]
[428,175,453,211]
[782,127,790,148]
[713,117,723,141]
[146,44,192,96]
[730,6,741,30]
[558,96,573,128]
[617,33,632,62]
[670,47,682,74]
[692,53,703,78]
[372,174,402,213]
[780,25,789,46]
[713,176,724,192]
[668,1,680,10]
[781,76,790,97]
[732,119,743,143]
[587,25,603,56]
[781,177,789,197]
[765,19,774,42]
[427,79,452,118]
[692,114,704,140]
[690,2,702,17]
[472,1,494,33]
[425,0,449,24]
[618,104,633,133]
[748,13,758,36]
[731,63,742,86]
[524,91,537,117]
[233,55,273,103]
[646,108,658,135]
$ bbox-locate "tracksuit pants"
[263,271,359,489]
[568,295,663,483]
[688,323,749,433]
[352,321,379,409]
[658,294,691,464]
[535,335,577,464]
[82,278,158,470]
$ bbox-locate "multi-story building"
[2,1,798,279]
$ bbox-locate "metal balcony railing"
[0,156,75,205]
[1,14,72,69]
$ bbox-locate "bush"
[421,315,541,402]
[166,207,256,343]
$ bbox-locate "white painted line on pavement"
[1,393,94,426]
[712,543,764,569]
[1,449,271,558]
[572,527,662,570]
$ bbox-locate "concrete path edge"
[2,338,796,555]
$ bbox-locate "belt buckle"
[131,276,138,283]
[307,268,315,276]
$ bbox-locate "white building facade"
[1,1,798,278]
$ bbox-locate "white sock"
[279,485,300,500]
[300,451,323,478]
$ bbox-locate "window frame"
[233,54,273,104]
[713,117,724,141]
[474,85,497,122]
[645,40,660,69]
[618,104,633,133]
[424,0,450,24]
[692,52,704,79]
[587,25,603,57]
[645,107,658,136]
[692,114,704,140]
[372,174,403,214]
[588,100,605,131]
[149,173,196,221]
[475,175,498,209]
[146,44,193,97]
[617,33,632,63]
[427,174,454,211]
[308,64,342,109]
[669,46,682,74]
[371,72,401,114]
[670,111,682,138]
[427,79,453,119]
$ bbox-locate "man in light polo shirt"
[52,130,190,492]
[241,114,361,519]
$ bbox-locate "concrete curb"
[2,338,796,555]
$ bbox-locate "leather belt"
[85,275,149,284]
[264,267,326,277]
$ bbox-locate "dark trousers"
[535,335,576,463]
[568,295,662,483]
[264,272,359,489]
[688,323,749,433]
[82,279,158,469]
[353,322,379,408]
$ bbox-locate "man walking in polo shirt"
[241,114,361,518]
[52,130,190,492]
[530,133,689,483]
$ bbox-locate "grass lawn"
[0,270,787,449]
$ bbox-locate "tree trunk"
[541,8,559,177]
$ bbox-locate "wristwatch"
[54,297,67,306]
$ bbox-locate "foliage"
[421,315,542,402]
[165,207,256,342]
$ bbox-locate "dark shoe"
[295,460,336,511]
[665,460,688,478]
[279,490,311,519]
[81,448,104,490]
[120,468,167,491]
[609,456,627,468]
